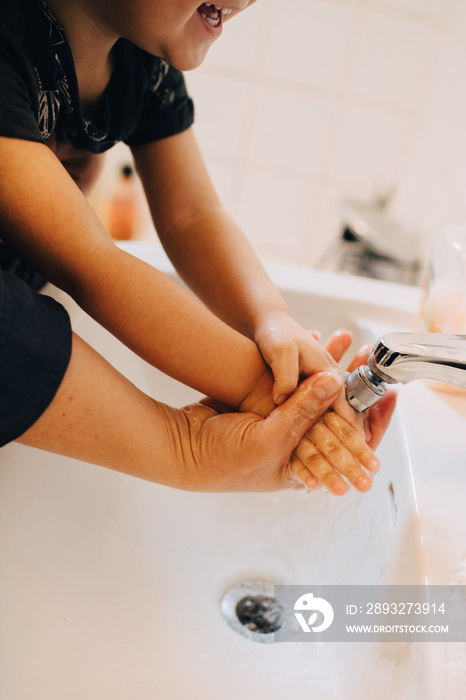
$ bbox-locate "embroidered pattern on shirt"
[33,1,73,139]
[149,60,170,93]
[35,0,107,144]
[149,60,176,111]
[35,68,60,139]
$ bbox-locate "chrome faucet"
[345,332,466,412]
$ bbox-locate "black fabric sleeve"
[0,271,72,446]
[124,63,194,148]
[0,22,45,145]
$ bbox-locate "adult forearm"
[17,333,192,487]
[18,333,344,493]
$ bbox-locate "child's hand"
[253,310,367,440]
[254,310,339,405]
[254,311,370,434]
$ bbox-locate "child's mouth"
[197,3,232,29]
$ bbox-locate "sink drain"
[220,579,285,643]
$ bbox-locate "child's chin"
[168,45,211,72]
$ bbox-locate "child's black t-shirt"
[0,0,195,151]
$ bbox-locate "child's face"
[105,1,257,71]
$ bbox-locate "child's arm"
[131,131,374,430]
[0,136,382,493]
[132,129,339,405]
[0,137,266,407]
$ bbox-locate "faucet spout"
[345,332,466,412]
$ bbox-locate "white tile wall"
[369,0,449,20]
[247,87,333,174]
[202,0,265,72]
[95,0,466,275]
[264,0,357,91]
[237,169,316,261]
[423,40,466,194]
[391,132,465,245]
[449,0,466,38]
[392,0,466,256]
[325,101,410,190]
[186,72,249,159]
[348,11,435,109]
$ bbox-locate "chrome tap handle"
[345,332,466,412]
[368,332,466,386]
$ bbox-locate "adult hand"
[290,329,378,495]
[292,334,397,494]
[174,371,343,492]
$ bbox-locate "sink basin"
[1,243,463,699]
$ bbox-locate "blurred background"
[93,0,466,284]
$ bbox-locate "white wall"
[390,0,466,261]
[96,0,466,272]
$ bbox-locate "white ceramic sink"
[1,243,465,700]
